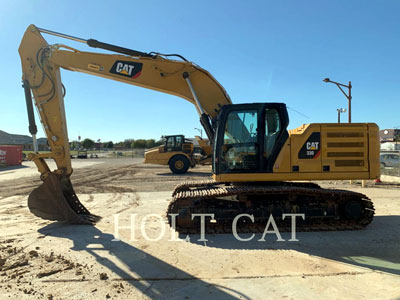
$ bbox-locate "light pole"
[395,126,400,149]
[323,78,352,123]
[336,108,346,123]
[194,127,203,139]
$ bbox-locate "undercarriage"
[167,180,375,234]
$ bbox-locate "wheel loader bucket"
[28,173,101,224]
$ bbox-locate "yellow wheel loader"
[19,25,379,232]
[144,135,212,174]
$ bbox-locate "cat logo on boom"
[110,61,143,78]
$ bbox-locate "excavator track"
[167,180,374,234]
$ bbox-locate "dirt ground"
[0,158,399,299]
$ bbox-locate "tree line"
[70,138,164,150]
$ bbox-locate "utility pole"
[395,126,400,151]
[194,128,203,139]
[337,108,346,123]
[323,78,352,123]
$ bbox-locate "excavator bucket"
[28,173,100,224]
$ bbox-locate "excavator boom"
[19,25,230,223]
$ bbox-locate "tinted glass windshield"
[224,110,258,144]
[166,137,175,147]
[220,109,258,172]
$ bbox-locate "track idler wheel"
[28,173,101,224]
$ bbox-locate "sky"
[1,0,399,142]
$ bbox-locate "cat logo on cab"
[110,61,143,78]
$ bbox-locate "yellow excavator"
[144,135,212,174]
[19,25,379,233]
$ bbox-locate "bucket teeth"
[28,173,101,224]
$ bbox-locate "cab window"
[220,109,258,172]
[166,137,175,148]
[264,108,281,158]
[175,136,183,148]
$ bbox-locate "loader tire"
[169,155,190,174]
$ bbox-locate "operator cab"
[213,103,289,174]
[163,135,192,153]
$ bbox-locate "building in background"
[380,129,400,151]
[380,129,400,142]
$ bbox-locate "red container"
[0,145,23,166]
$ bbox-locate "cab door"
[215,103,289,174]
[262,107,288,172]
[218,107,260,173]
[165,136,176,152]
